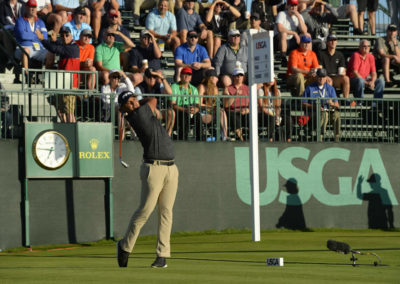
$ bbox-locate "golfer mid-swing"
[117,91,178,268]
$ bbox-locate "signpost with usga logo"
[248,30,274,242]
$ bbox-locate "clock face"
[32,131,71,170]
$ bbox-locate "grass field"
[1,229,399,283]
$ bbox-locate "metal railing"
[1,91,399,143]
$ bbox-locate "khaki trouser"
[321,110,341,137]
[287,73,317,97]
[127,0,156,16]
[120,162,179,257]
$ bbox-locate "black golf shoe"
[117,241,130,267]
[151,257,167,268]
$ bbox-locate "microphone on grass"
[326,240,382,266]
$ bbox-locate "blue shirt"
[176,7,203,32]
[302,82,338,109]
[53,0,79,9]
[63,20,92,41]
[14,16,48,48]
[146,9,177,36]
[175,43,209,64]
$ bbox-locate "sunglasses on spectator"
[107,33,116,37]
[61,33,71,37]
[250,17,259,21]
[188,34,198,38]
[234,74,244,77]
[110,15,118,18]
[111,76,121,80]
[230,34,240,38]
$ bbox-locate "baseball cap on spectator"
[109,69,120,76]
[316,68,327,77]
[118,91,137,106]
[250,12,261,20]
[185,0,196,2]
[109,9,119,17]
[387,24,398,31]
[327,33,337,41]
[60,26,71,34]
[140,29,151,37]
[233,67,245,76]
[181,67,193,75]
[26,0,37,7]
[187,30,198,37]
[287,0,298,5]
[228,29,240,37]
[80,29,92,37]
[300,35,311,43]
[74,6,86,15]
[205,69,217,78]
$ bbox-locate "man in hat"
[318,33,351,104]
[98,9,130,44]
[63,6,92,41]
[128,29,162,74]
[95,27,135,85]
[286,35,319,97]
[89,0,119,41]
[347,40,385,104]
[14,0,51,72]
[145,0,180,53]
[36,26,80,123]
[174,29,211,85]
[116,90,179,269]
[302,68,341,142]
[170,66,203,140]
[49,1,90,34]
[300,0,338,54]
[223,66,249,142]
[175,0,213,56]
[213,29,248,89]
[240,12,267,47]
[274,0,308,66]
[375,24,400,87]
[76,29,96,90]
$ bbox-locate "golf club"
[119,113,129,168]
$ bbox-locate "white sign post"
[247,30,274,242]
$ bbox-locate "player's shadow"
[357,173,395,229]
[275,178,307,230]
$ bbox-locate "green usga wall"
[0,140,399,249]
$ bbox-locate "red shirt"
[346,51,376,79]
[226,84,249,111]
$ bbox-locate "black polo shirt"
[127,104,174,160]
[318,49,346,76]
[128,44,161,70]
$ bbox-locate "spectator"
[274,0,307,67]
[175,0,213,57]
[129,29,162,73]
[302,68,341,142]
[318,33,351,103]
[76,29,96,90]
[136,68,175,136]
[36,0,52,24]
[63,6,92,41]
[300,0,337,54]
[95,28,135,85]
[387,0,400,30]
[146,0,180,53]
[174,29,211,86]
[240,12,266,47]
[101,69,135,122]
[347,39,385,104]
[89,0,119,42]
[48,0,89,34]
[14,0,51,74]
[250,0,282,30]
[170,66,203,141]
[286,35,319,97]
[357,0,377,35]
[198,68,229,141]
[213,29,248,89]
[223,67,249,141]
[375,24,400,87]
[37,26,80,123]
[258,79,292,142]
[126,0,156,26]
[228,0,247,30]
[205,0,240,57]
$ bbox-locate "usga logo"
[79,139,111,159]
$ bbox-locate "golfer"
[117,91,179,268]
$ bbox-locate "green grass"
[1,230,400,283]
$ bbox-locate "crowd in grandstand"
[0,0,399,141]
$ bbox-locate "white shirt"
[274,11,304,40]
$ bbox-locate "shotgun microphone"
[327,240,351,254]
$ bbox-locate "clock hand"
[46,147,54,159]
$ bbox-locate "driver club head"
[120,158,129,168]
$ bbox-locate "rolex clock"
[32,130,71,170]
